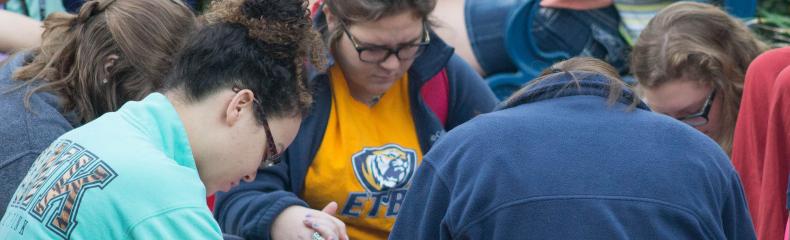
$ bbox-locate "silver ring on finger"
[312,232,325,240]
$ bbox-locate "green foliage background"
[760,0,789,16]
[755,0,790,47]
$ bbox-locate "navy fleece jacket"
[390,72,755,239]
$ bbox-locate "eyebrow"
[649,102,686,117]
[353,33,423,49]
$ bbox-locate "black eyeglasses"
[677,89,716,127]
[260,114,282,169]
[231,87,282,169]
[341,21,430,64]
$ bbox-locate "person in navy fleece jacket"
[390,57,755,239]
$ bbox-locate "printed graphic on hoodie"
[345,144,417,217]
[2,140,117,238]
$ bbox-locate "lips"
[373,74,395,78]
[371,75,395,83]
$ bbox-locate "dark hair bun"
[241,0,304,22]
[202,0,326,73]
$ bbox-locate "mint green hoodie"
[0,93,222,239]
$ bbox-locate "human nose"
[378,53,401,71]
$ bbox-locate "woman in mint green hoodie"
[0,0,326,238]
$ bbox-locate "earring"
[102,78,108,85]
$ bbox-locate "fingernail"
[306,213,312,218]
[312,223,319,228]
[331,237,337,240]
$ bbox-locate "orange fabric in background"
[732,47,790,240]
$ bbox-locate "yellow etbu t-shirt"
[302,66,423,239]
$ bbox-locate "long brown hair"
[630,1,767,153]
[12,0,195,124]
[322,0,437,49]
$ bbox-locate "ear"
[103,54,119,75]
[323,4,337,31]
[224,89,256,127]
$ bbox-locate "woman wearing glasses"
[0,0,321,237]
[214,0,498,239]
[630,2,766,154]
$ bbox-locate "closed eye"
[679,106,699,116]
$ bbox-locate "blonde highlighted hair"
[11,0,195,124]
[506,57,641,110]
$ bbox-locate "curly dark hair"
[166,0,326,120]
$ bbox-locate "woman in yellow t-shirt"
[214,0,498,239]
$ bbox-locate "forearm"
[215,190,307,239]
[0,10,43,52]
